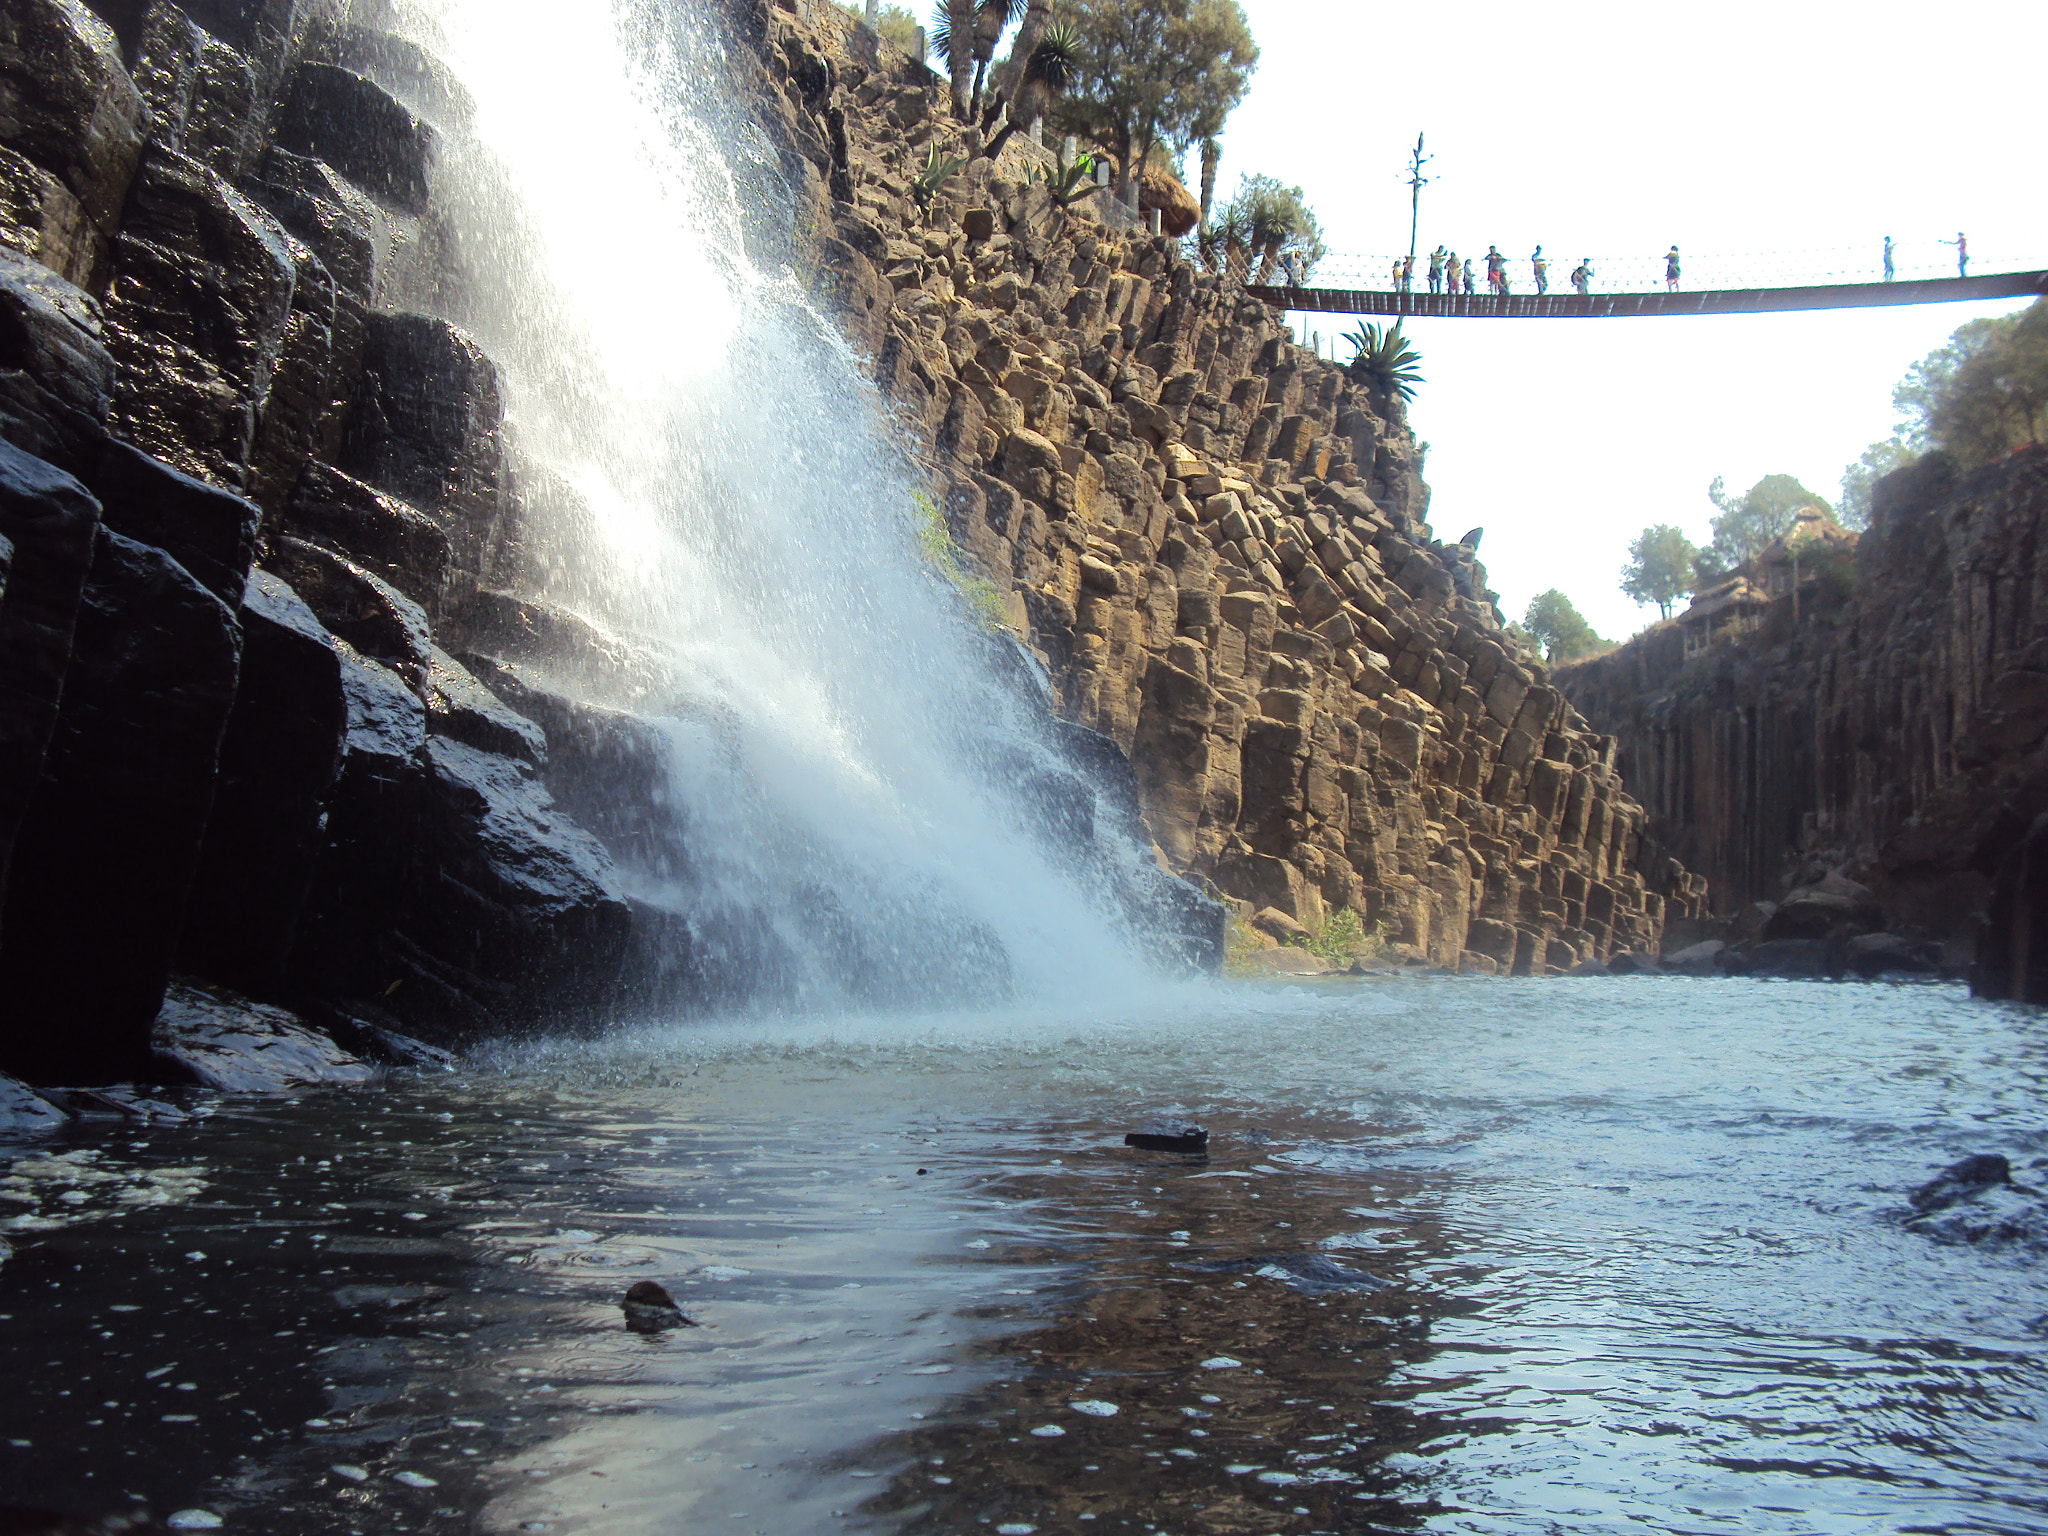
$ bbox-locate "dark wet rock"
[330,1283,448,1312]
[331,25,476,129]
[1566,956,1609,976]
[423,646,545,768]
[284,459,450,610]
[401,736,631,1034]
[621,1279,693,1333]
[1844,931,1942,978]
[1662,938,1727,974]
[150,978,375,1092]
[1911,1153,2011,1214]
[0,1071,67,1132]
[0,439,100,901]
[267,535,431,679]
[1761,880,1883,943]
[304,999,456,1070]
[1605,949,1660,975]
[274,62,435,216]
[100,149,296,486]
[289,642,425,1001]
[1243,1252,1390,1295]
[0,1505,161,1534]
[41,1085,188,1120]
[1723,938,1830,979]
[0,0,148,235]
[0,527,240,1085]
[336,312,503,583]
[1126,1120,1207,1153]
[0,246,114,422]
[78,434,259,603]
[181,570,345,993]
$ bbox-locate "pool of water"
[3,974,2045,1534]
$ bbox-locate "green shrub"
[913,492,1009,629]
[1303,906,1382,967]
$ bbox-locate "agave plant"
[1344,322,1424,402]
[1046,147,1101,207]
[910,141,968,212]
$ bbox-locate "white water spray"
[371,0,1174,1009]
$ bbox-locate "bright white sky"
[1194,0,2044,640]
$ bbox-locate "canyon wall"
[763,1,1704,973]
[1561,446,2048,987]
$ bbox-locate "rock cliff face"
[761,2,1703,973]
[0,0,1230,1084]
[0,0,1704,1088]
[1560,447,2048,990]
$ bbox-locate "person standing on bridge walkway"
[1445,250,1461,296]
[1401,254,1416,293]
[1428,246,1446,294]
[1570,258,1591,295]
[1665,245,1681,291]
[1945,232,1968,276]
[1463,257,1475,296]
[1532,246,1549,295]
[1883,235,1895,282]
[1485,245,1505,296]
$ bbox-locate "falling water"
[365,0,1169,1010]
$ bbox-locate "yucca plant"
[1344,322,1424,402]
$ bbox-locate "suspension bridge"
[1246,268,2048,320]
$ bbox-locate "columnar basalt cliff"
[0,0,1706,1093]
[1560,447,2048,989]
[0,0,1236,1090]
[761,2,1703,973]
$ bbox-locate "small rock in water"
[166,1513,224,1530]
[1911,1153,2011,1213]
[1125,1120,1208,1153]
[621,1280,694,1333]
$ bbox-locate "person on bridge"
[1532,245,1550,295]
[1883,235,1895,282]
[1665,245,1681,291]
[1945,232,1968,276]
[1463,257,1475,296]
[1485,245,1505,295]
[1428,245,1446,294]
[1570,259,1591,295]
[1445,250,1462,296]
[1401,254,1416,293]
[1391,257,1403,291]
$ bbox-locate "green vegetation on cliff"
[1620,524,1699,620]
[1522,589,1607,665]
[1840,298,2048,524]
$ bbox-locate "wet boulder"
[621,1279,693,1333]
[0,1072,66,1133]
[1661,938,1727,974]
[289,641,426,1001]
[1126,1119,1207,1152]
[77,434,259,602]
[0,439,99,900]
[1844,931,1942,978]
[100,149,297,486]
[151,979,374,1092]
[0,0,148,236]
[422,646,545,768]
[267,535,431,680]
[284,459,450,610]
[181,570,345,994]
[401,736,631,1035]
[337,312,503,582]
[0,246,114,425]
[0,526,241,1084]
[1760,876,1882,943]
[274,62,436,215]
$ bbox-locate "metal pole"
[866,0,878,20]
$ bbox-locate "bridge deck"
[1247,270,2048,318]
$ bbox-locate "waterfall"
[368,0,1174,1010]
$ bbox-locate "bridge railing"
[1214,243,2018,295]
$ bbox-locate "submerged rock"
[1125,1120,1208,1153]
[1910,1153,2011,1214]
[621,1279,693,1333]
